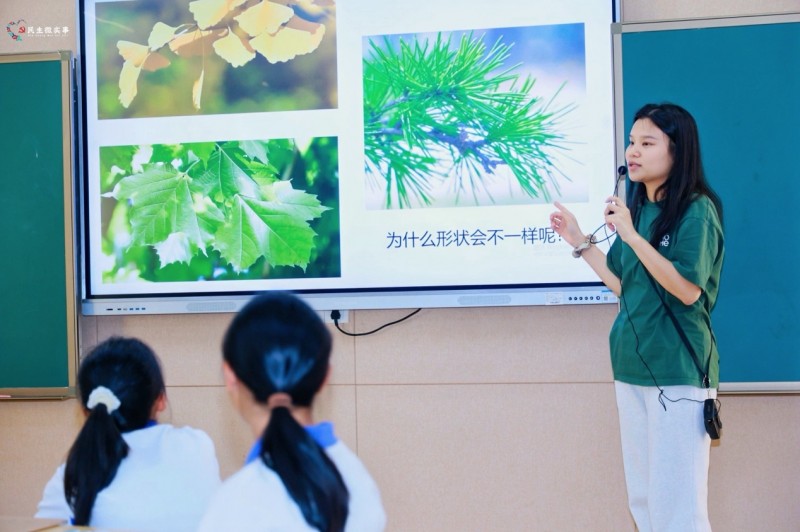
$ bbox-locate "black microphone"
[589,166,628,244]
[613,166,627,197]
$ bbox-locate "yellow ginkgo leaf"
[148,22,178,50]
[213,30,256,67]
[141,51,171,72]
[249,24,325,63]
[117,40,150,68]
[234,0,294,37]
[155,232,193,266]
[169,28,226,57]
[188,0,248,30]
[118,61,142,108]
[193,69,205,110]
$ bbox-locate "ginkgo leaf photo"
[94,0,337,119]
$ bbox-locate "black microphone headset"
[614,164,628,193]
[588,165,628,244]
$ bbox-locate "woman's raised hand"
[603,195,636,243]
[550,202,584,248]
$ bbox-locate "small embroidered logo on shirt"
[660,234,670,247]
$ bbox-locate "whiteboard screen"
[79,0,618,313]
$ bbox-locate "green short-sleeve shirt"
[606,195,724,388]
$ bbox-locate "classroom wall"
[1,0,799,530]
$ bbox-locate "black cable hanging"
[331,308,422,337]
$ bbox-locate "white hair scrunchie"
[86,386,121,413]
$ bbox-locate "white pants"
[614,381,716,532]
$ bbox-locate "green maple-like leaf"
[197,144,261,200]
[108,164,206,253]
[239,139,271,164]
[267,180,329,221]
[213,187,328,272]
[101,138,337,279]
[192,192,226,241]
[154,232,193,265]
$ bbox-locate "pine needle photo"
[363,24,585,209]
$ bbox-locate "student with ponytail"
[199,291,386,531]
[35,337,220,531]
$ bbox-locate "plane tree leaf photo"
[100,137,340,283]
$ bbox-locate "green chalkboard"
[614,15,800,392]
[0,52,78,398]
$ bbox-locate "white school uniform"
[36,423,221,532]
[199,422,386,531]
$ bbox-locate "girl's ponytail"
[261,405,348,531]
[62,337,165,526]
[223,292,349,531]
[64,400,129,525]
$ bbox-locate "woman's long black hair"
[628,103,723,245]
[222,292,349,532]
[63,337,165,525]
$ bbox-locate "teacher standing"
[550,102,724,531]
